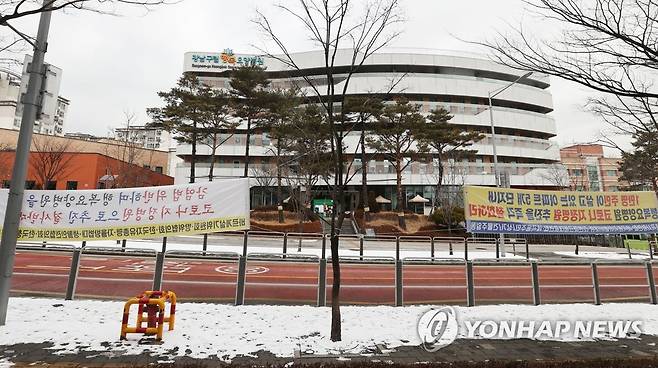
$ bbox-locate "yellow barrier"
[120,290,176,341]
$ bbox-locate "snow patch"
[21,238,522,261]
[2,298,658,362]
[554,251,648,260]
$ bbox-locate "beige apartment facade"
[560,144,624,192]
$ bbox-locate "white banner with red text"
[0,178,250,241]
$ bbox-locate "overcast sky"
[8,0,615,152]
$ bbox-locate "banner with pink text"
[0,178,250,241]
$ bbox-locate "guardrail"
[65,243,158,301]
[17,233,658,308]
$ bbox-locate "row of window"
[570,168,618,177]
[2,180,78,190]
[2,180,131,190]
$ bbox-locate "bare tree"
[479,0,658,98]
[0,0,174,71]
[102,111,152,188]
[479,0,658,157]
[116,111,143,165]
[30,136,76,189]
[431,153,469,234]
[566,163,589,190]
[589,94,658,152]
[1,1,172,25]
[250,164,277,206]
[0,33,27,70]
[254,0,403,341]
[539,163,571,189]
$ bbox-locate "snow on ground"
[554,251,649,260]
[19,238,523,261]
[2,297,658,362]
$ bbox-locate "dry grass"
[250,210,322,233]
[364,211,436,235]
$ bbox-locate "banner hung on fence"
[464,186,658,234]
[0,178,250,241]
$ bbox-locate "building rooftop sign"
[184,49,266,73]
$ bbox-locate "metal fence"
[14,231,658,308]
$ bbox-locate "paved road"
[10,250,657,305]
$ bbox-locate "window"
[155,166,163,174]
[606,170,617,177]
[66,181,78,190]
[46,181,57,190]
[572,169,583,177]
[587,166,600,191]
[475,158,484,172]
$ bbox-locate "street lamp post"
[0,0,53,326]
[488,71,533,257]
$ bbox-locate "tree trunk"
[190,122,197,184]
[396,159,406,230]
[297,187,304,250]
[243,118,252,178]
[360,128,370,227]
[434,158,444,211]
[330,231,341,341]
[276,142,284,223]
[330,128,344,342]
[209,135,217,182]
[330,193,346,342]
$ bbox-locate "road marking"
[26,265,106,270]
[216,265,269,274]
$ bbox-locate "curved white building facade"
[177,49,561,207]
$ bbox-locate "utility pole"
[488,71,533,258]
[0,0,53,326]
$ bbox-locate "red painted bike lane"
[10,250,658,305]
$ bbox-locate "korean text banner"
[0,179,250,241]
[464,186,658,234]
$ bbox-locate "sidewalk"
[3,336,658,367]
